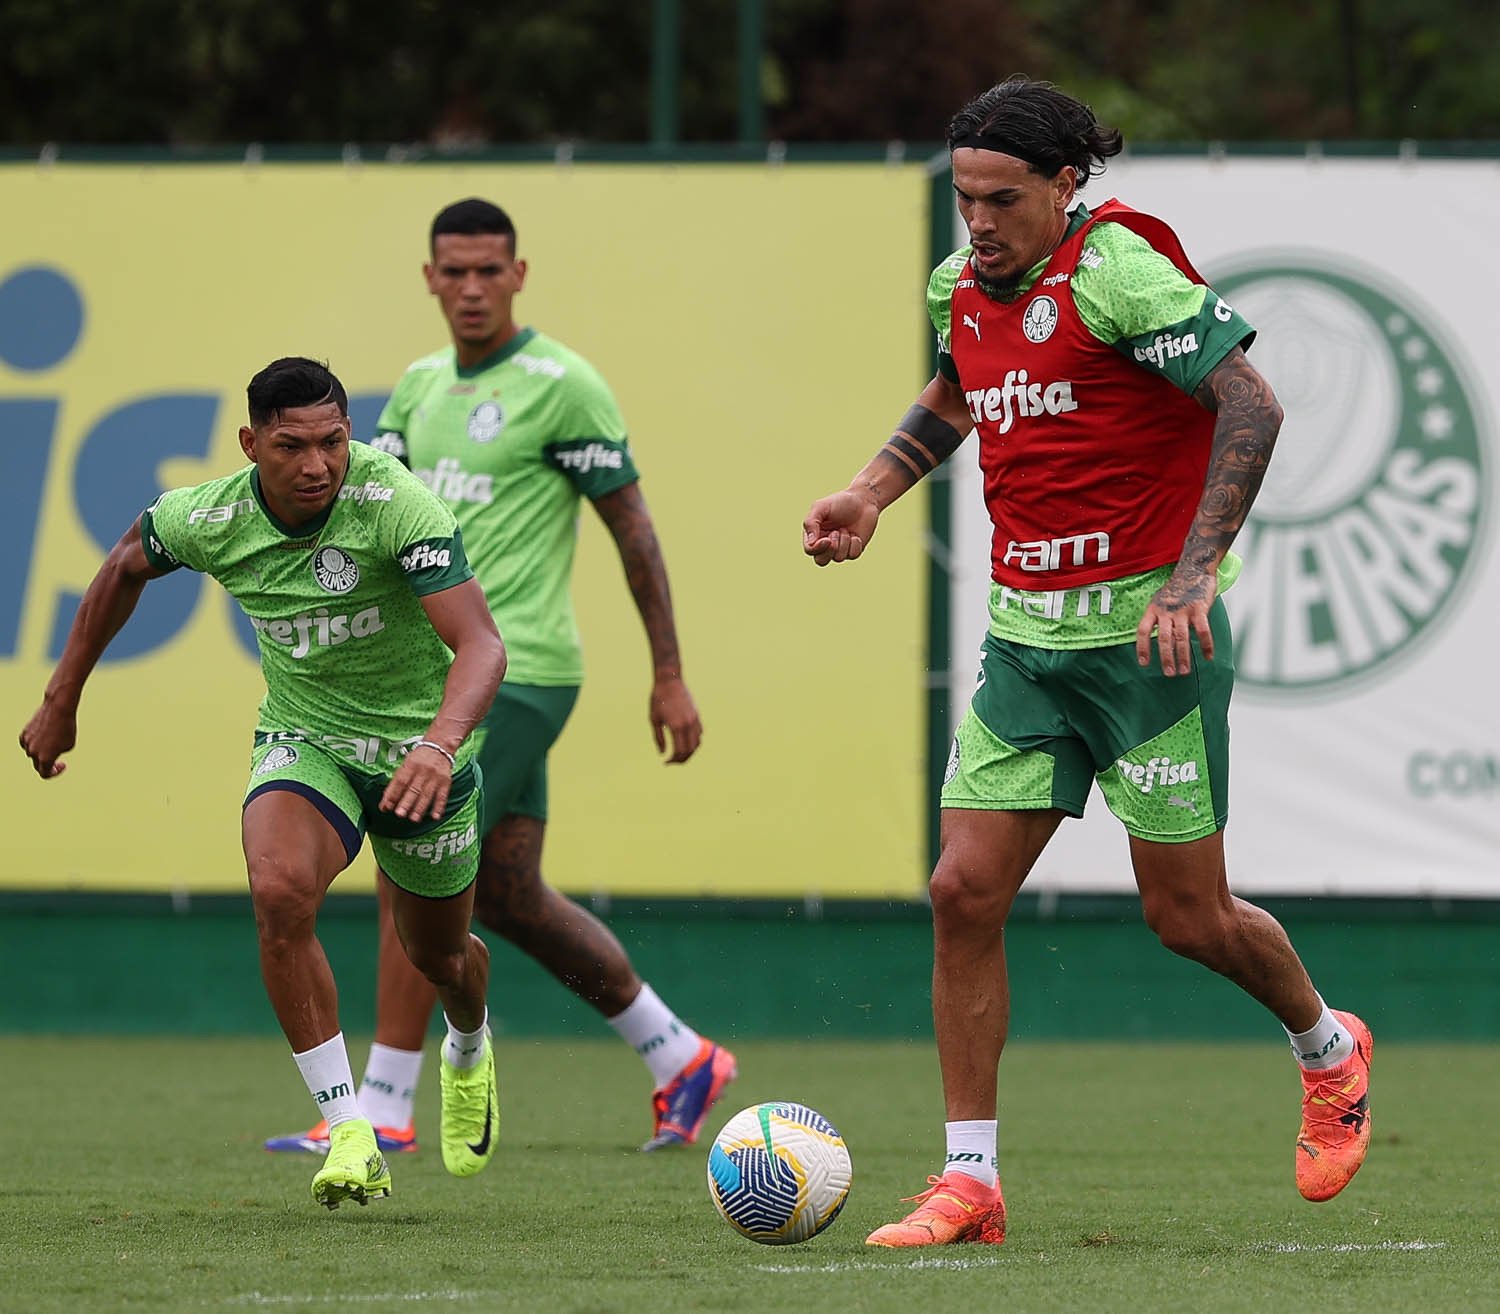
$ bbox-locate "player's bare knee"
[404,943,468,991]
[929,862,1011,934]
[1147,900,1231,964]
[246,854,320,941]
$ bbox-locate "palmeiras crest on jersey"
[467,399,505,443]
[1214,258,1488,697]
[1022,295,1059,343]
[255,745,300,776]
[312,545,360,594]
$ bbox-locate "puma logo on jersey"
[963,312,982,340]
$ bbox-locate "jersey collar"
[456,326,538,378]
[977,203,1093,304]
[250,465,342,539]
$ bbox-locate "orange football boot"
[265,1117,418,1154]
[1296,1009,1373,1202]
[866,1171,1006,1247]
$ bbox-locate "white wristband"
[409,739,456,770]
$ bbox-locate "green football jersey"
[373,327,638,685]
[141,442,474,775]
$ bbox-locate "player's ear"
[1053,166,1078,208]
[513,258,528,290]
[423,261,438,293]
[238,425,258,463]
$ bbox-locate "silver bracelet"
[409,739,456,770]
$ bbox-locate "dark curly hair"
[947,77,1123,189]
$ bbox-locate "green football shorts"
[244,734,484,899]
[468,683,579,833]
[941,601,1234,843]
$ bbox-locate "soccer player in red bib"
[803,78,1372,1247]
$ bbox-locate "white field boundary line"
[756,1239,1450,1273]
[218,1293,481,1307]
[755,1256,1008,1273]
[1251,1241,1449,1254]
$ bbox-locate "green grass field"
[3,1036,1496,1313]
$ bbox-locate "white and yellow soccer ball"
[706,1101,852,1244]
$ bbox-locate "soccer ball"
[706,1101,852,1245]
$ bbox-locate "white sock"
[1286,998,1355,1070]
[442,1008,489,1071]
[360,1043,423,1128]
[943,1119,999,1187]
[293,1032,363,1131]
[607,983,703,1086]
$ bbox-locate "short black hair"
[430,198,516,255]
[948,77,1123,189]
[246,357,348,429]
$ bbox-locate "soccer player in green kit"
[265,199,735,1158]
[20,357,507,1208]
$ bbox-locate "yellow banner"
[1,162,927,896]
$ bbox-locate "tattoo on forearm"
[594,485,681,672]
[1183,349,1282,573]
[877,404,966,484]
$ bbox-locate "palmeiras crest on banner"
[1214,258,1488,697]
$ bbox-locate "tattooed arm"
[802,373,972,566]
[591,481,703,763]
[1137,346,1284,676]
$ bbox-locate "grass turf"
[2,1036,1496,1313]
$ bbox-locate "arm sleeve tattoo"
[1185,348,1282,569]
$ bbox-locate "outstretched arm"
[19,516,166,778]
[380,577,506,822]
[1137,346,1284,676]
[802,373,971,566]
[592,481,702,764]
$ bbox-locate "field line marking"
[755,1256,1008,1273]
[1251,1240,1449,1254]
[219,1292,481,1307]
[755,1239,1450,1274]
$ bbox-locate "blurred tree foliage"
[2,0,1496,147]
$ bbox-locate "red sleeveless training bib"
[946,200,1215,589]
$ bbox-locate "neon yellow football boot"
[439,1030,498,1178]
[310,1118,392,1210]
